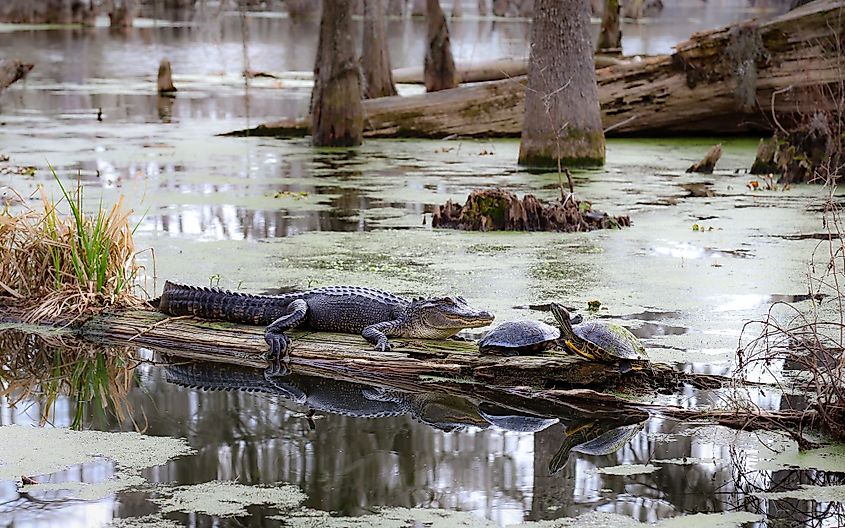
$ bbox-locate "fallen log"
[0,307,742,393]
[225,0,844,138]
[0,59,33,93]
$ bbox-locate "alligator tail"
[156,280,294,325]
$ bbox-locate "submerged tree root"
[432,188,630,232]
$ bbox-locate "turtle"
[550,303,650,373]
[478,311,583,356]
[548,418,647,474]
[478,402,559,433]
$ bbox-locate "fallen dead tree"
[226,0,844,138]
[432,188,630,231]
[0,307,746,393]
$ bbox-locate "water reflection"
[0,330,137,429]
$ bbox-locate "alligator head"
[407,295,494,339]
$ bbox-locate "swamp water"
[1,3,842,527]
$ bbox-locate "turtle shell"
[573,321,648,361]
[478,320,561,355]
[572,422,645,456]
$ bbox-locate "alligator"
[163,360,489,431]
[153,281,494,375]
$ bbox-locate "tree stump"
[157,59,177,95]
[431,188,630,232]
[686,144,722,174]
[0,60,33,93]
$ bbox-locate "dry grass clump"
[0,330,138,429]
[0,170,146,322]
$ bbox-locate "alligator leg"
[361,320,404,352]
[263,299,308,377]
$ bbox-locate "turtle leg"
[618,360,634,374]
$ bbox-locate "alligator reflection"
[0,330,137,429]
[163,359,646,471]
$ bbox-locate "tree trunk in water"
[519,0,605,167]
[361,0,398,99]
[424,0,458,92]
[477,0,489,15]
[157,59,177,95]
[596,0,621,54]
[0,0,97,24]
[411,0,426,16]
[109,0,136,28]
[311,0,364,147]
[452,0,463,17]
[387,0,406,16]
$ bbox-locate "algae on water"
[154,480,307,517]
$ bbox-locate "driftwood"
[0,60,33,93]
[686,144,722,174]
[432,188,630,232]
[226,0,844,138]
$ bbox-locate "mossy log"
[225,0,844,139]
[0,308,743,393]
[432,188,630,232]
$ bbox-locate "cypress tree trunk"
[424,0,458,92]
[596,0,621,53]
[311,0,364,147]
[361,0,398,99]
[518,0,605,167]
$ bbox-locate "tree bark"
[596,0,621,54]
[452,0,463,17]
[477,0,489,15]
[387,0,406,16]
[109,0,136,28]
[0,0,97,24]
[311,0,364,146]
[519,0,605,167]
[361,0,398,99]
[411,0,426,15]
[0,60,33,94]
[424,0,459,92]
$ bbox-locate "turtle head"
[550,303,578,337]
[409,295,494,338]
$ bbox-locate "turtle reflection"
[548,417,647,474]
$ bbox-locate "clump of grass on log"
[0,168,146,322]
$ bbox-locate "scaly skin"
[154,281,494,376]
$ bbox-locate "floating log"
[0,307,743,393]
[225,0,844,138]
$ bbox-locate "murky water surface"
[1,2,842,527]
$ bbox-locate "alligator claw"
[264,332,291,377]
[374,340,393,352]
